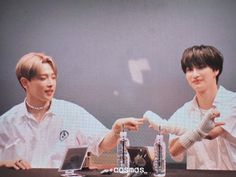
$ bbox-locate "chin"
[193,86,205,93]
[42,96,53,102]
[190,84,202,91]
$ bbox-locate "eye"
[186,67,193,72]
[51,74,57,80]
[40,77,47,81]
[36,75,47,81]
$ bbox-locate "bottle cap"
[120,131,127,137]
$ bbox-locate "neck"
[196,84,218,109]
[25,98,51,122]
[25,98,50,110]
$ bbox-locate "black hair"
[181,45,223,83]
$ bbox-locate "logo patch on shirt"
[59,130,69,141]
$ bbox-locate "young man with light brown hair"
[0,52,144,169]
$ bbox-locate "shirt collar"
[191,96,199,111]
[47,98,57,115]
[19,98,56,120]
[213,85,225,105]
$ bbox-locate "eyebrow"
[37,73,56,77]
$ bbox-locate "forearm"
[98,130,119,153]
[170,126,225,157]
[98,117,144,153]
[169,138,186,158]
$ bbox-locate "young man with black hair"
[145,45,236,170]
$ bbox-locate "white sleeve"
[0,117,13,160]
[74,106,109,156]
[222,96,236,145]
[168,106,189,162]
[144,110,186,135]
[222,98,236,138]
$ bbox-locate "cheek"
[32,82,46,91]
[52,81,57,88]
[185,74,194,86]
[27,86,39,95]
[185,74,191,82]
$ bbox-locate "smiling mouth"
[192,80,201,84]
[45,90,54,94]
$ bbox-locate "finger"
[126,125,139,131]
[6,162,20,170]
[19,160,31,169]
[215,122,225,127]
[125,120,143,126]
[210,112,220,120]
[137,119,145,123]
[22,161,31,169]
[211,109,220,116]
[12,164,20,170]
[130,118,145,123]
[15,160,26,170]
[213,112,220,117]
[143,117,148,121]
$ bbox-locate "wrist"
[179,129,202,149]
[196,128,208,138]
[111,129,120,138]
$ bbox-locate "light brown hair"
[15,52,57,88]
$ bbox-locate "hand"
[179,108,224,149]
[205,126,225,140]
[112,117,145,135]
[197,108,223,137]
[0,159,31,170]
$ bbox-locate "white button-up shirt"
[0,99,109,168]
[169,86,236,170]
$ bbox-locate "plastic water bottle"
[117,128,130,173]
[153,126,166,177]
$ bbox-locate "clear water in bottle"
[153,133,166,177]
[117,131,130,173]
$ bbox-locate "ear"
[214,69,219,77]
[20,77,30,90]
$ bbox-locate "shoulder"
[0,102,25,123]
[169,98,194,121]
[51,98,86,110]
[219,86,236,95]
[51,98,93,117]
[175,99,193,113]
[216,86,236,105]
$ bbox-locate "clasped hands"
[112,108,223,138]
[143,108,224,149]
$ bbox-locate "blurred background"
[1,0,236,163]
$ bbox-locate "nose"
[47,77,55,87]
[192,68,200,78]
